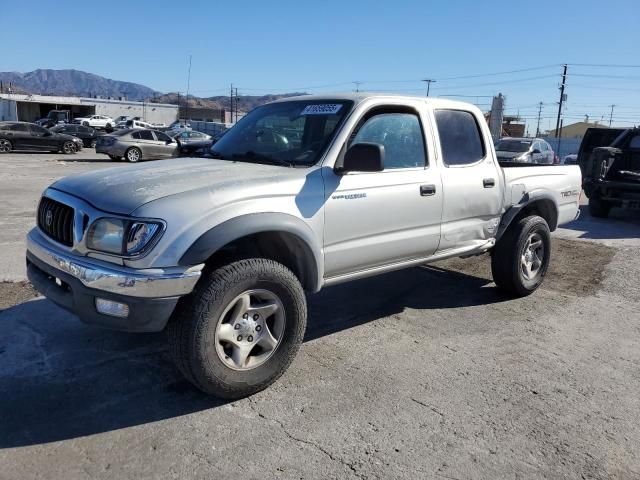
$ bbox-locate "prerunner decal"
[301,104,343,115]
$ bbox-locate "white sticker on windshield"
[301,104,343,115]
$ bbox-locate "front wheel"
[125,147,141,162]
[62,141,76,154]
[588,195,611,218]
[0,138,12,153]
[168,258,307,399]
[491,215,551,297]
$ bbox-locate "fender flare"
[179,213,323,292]
[495,191,559,241]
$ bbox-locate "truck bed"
[501,164,582,228]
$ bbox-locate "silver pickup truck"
[26,94,581,398]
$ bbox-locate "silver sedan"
[95,129,179,162]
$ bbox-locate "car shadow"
[0,264,506,448]
[53,156,118,163]
[560,205,640,240]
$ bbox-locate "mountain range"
[0,69,305,111]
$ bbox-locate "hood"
[50,157,304,215]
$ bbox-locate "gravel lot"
[1,151,639,479]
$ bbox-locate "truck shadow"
[0,265,505,448]
[560,205,640,240]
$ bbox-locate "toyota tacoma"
[26,95,581,398]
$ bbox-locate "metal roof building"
[0,93,178,125]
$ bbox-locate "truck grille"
[37,197,74,246]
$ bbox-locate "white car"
[73,115,114,129]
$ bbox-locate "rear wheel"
[62,141,76,154]
[491,215,551,297]
[126,147,142,162]
[82,121,89,127]
[168,258,307,399]
[0,138,12,153]
[588,195,611,218]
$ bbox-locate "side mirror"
[531,148,541,154]
[337,143,385,173]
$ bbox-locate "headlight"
[86,218,163,256]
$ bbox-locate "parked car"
[26,94,582,399]
[115,119,154,130]
[173,130,213,155]
[579,126,640,217]
[111,115,132,125]
[95,128,178,162]
[167,121,192,134]
[495,137,555,165]
[72,115,114,130]
[562,153,578,165]
[35,110,71,128]
[0,121,83,153]
[50,124,104,148]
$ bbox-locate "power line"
[435,64,559,81]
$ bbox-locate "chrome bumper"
[27,229,203,298]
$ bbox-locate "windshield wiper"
[230,151,294,167]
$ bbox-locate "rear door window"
[153,131,171,142]
[434,110,485,166]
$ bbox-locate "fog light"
[95,298,130,318]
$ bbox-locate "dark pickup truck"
[579,127,640,217]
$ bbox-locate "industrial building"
[0,93,178,125]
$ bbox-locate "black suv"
[50,124,103,148]
[579,127,640,217]
[0,122,83,154]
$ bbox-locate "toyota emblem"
[45,210,53,227]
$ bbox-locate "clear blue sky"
[2,0,640,131]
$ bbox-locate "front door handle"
[483,178,495,188]
[420,184,436,196]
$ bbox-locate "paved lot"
[1,151,640,479]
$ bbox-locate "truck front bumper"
[26,229,203,332]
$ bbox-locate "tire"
[588,195,611,218]
[90,139,97,148]
[125,147,142,162]
[0,138,12,153]
[167,258,307,399]
[491,215,551,297]
[62,141,76,154]
[82,121,89,127]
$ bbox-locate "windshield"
[211,100,353,166]
[495,139,531,152]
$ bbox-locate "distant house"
[545,121,606,139]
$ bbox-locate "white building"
[0,93,178,125]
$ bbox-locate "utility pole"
[185,55,192,122]
[422,79,436,97]
[230,84,234,124]
[235,87,238,123]
[554,64,567,138]
[609,104,615,127]
[535,101,543,137]
[353,81,362,93]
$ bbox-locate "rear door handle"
[420,184,436,196]
[483,178,495,188]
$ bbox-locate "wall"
[542,137,582,158]
[188,121,229,137]
[0,99,17,121]
[87,99,178,125]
